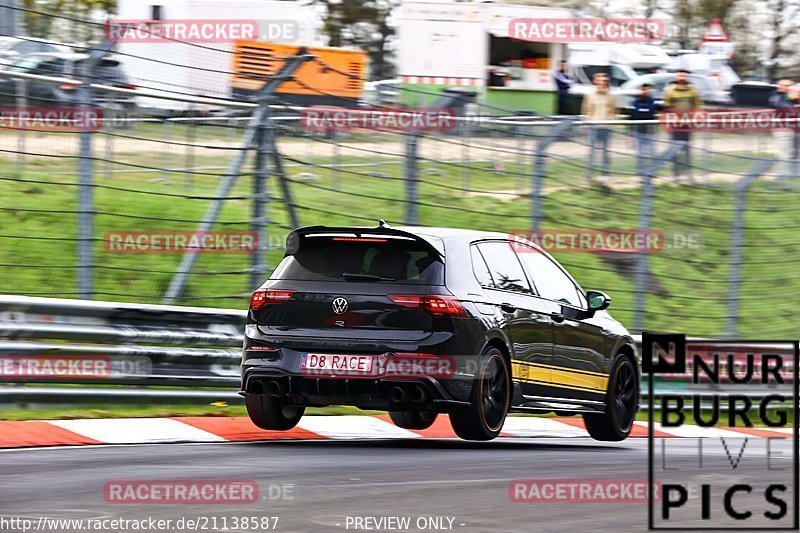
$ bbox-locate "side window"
[516,246,584,307]
[476,241,531,294]
[609,65,628,88]
[35,60,63,76]
[470,245,493,287]
[13,42,39,54]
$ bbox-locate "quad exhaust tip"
[387,386,406,403]
[408,385,426,403]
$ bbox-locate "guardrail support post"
[163,50,311,304]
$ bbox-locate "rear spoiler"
[285,225,444,258]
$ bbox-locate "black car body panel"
[241,225,638,415]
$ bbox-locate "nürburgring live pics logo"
[644,333,799,530]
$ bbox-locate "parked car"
[360,78,402,107]
[241,223,640,442]
[0,52,137,110]
[615,73,732,111]
[0,36,71,66]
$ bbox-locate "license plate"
[301,353,373,374]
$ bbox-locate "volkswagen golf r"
[240,223,639,441]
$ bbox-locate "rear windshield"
[271,237,444,284]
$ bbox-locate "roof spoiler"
[285,224,443,258]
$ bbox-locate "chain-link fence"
[1,8,798,340]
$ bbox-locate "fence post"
[725,159,773,337]
[404,132,420,225]
[531,118,575,234]
[460,115,471,196]
[185,115,196,190]
[250,124,270,290]
[632,142,687,332]
[14,78,26,177]
[163,49,311,304]
[76,40,116,300]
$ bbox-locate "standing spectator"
[582,72,617,184]
[629,83,656,176]
[554,60,573,115]
[663,70,702,182]
[769,79,796,178]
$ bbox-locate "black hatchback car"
[241,223,639,441]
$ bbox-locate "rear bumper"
[240,346,476,411]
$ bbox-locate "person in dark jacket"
[554,60,573,115]
[629,84,657,175]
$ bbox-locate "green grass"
[2,142,795,338]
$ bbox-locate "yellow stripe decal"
[511,361,608,393]
[526,361,607,377]
[516,378,606,394]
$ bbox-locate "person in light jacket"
[663,70,702,181]
[582,72,617,184]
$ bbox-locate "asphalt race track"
[1,436,794,532]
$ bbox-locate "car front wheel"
[583,354,638,441]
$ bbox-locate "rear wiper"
[342,272,395,282]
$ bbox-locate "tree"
[308,0,397,80]
[761,0,800,79]
[22,0,116,43]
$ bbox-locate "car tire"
[583,354,639,442]
[389,410,438,430]
[245,394,305,431]
[449,347,510,441]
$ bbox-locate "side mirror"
[586,290,611,312]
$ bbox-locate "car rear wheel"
[389,410,438,430]
[583,355,638,441]
[245,394,305,431]
[449,347,510,441]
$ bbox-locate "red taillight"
[331,237,388,243]
[59,79,79,90]
[388,294,466,317]
[120,83,137,90]
[245,345,279,352]
[250,289,295,310]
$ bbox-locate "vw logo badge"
[332,297,348,314]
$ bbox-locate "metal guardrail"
[0,296,794,405]
[0,295,245,403]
